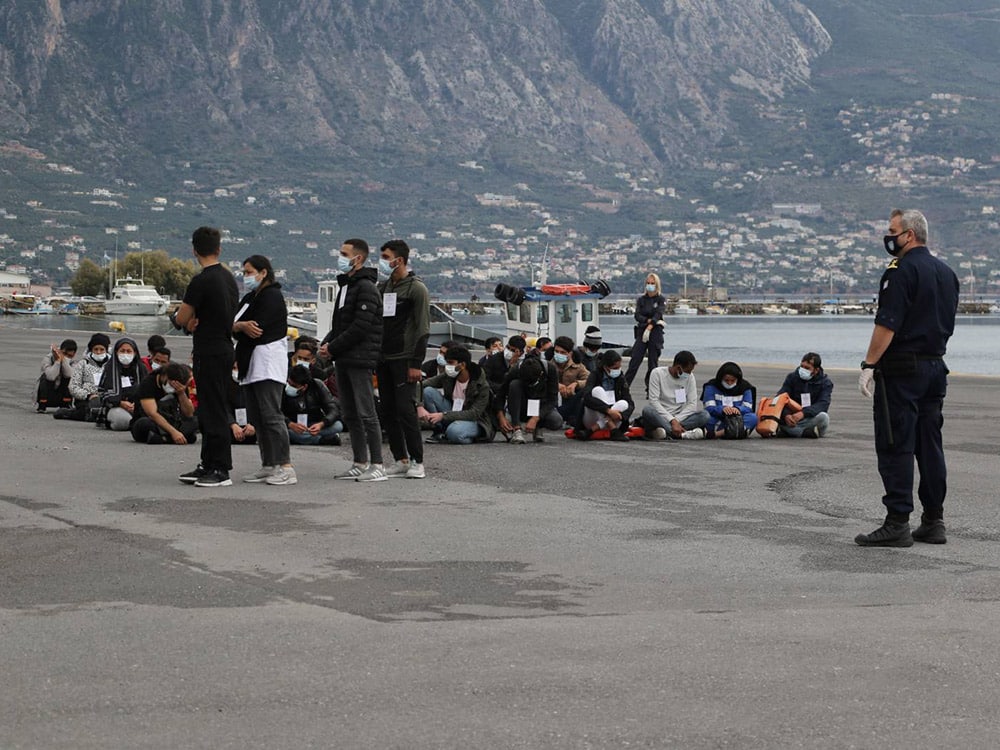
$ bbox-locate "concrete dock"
[2,326,999,748]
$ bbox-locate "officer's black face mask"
[883,230,910,257]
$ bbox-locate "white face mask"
[91,352,109,363]
[798,366,813,381]
[163,382,176,395]
[232,370,240,382]
[445,364,460,378]
[118,353,135,366]
[285,384,301,398]
[150,362,162,371]
[504,349,515,362]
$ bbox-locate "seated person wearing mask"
[421,344,496,445]
[289,337,332,381]
[641,350,709,440]
[141,335,166,371]
[478,337,504,365]
[36,338,77,412]
[776,352,833,438]
[495,354,561,443]
[99,337,150,431]
[482,335,526,394]
[282,365,344,446]
[574,327,603,374]
[577,350,634,441]
[147,347,171,372]
[422,340,457,380]
[130,362,198,445]
[57,333,110,421]
[693,361,758,440]
[552,335,589,427]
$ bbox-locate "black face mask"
[883,231,909,257]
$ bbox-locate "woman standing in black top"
[233,255,296,486]
[624,272,666,395]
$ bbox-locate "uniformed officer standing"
[856,209,959,547]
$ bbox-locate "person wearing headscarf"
[698,361,757,440]
[99,336,150,430]
[57,333,111,421]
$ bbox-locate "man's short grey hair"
[891,208,928,244]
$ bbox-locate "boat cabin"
[495,283,608,345]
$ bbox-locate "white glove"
[641,328,651,343]
[858,368,875,398]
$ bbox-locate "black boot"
[855,514,913,547]
[912,514,947,544]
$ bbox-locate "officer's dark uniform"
[872,246,959,519]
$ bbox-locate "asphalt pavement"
[2,325,999,749]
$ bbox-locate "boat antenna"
[538,244,549,287]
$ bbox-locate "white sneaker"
[243,465,276,483]
[510,428,525,444]
[405,462,426,479]
[384,462,410,478]
[649,427,667,440]
[336,464,369,480]
[356,464,388,482]
[265,466,297,485]
[680,428,705,440]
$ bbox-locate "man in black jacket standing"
[171,226,240,487]
[320,239,386,482]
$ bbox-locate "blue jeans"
[778,412,830,438]
[288,420,344,445]
[423,388,483,444]
[641,405,708,432]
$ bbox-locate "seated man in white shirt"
[640,350,709,440]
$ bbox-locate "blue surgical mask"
[244,274,260,291]
[645,284,656,293]
[337,255,353,273]
[608,368,622,379]
[151,362,162,371]
[553,352,569,365]
[378,258,394,276]
[436,353,447,367]
[798,366,813,381]
[285,384,300,398]
[677,371,689,381]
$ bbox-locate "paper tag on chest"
[382,292,397,317]
[675,388,687,402]
[337,285,349,309]
[93,372,102,385]
[721,396,734,408]
[235,408,248,427]
[297,413,309,427]
[121,376,132,389]
[800,393,812,408]
[451,398,465,412]
[527,399,541,417]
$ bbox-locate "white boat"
[103,277,169,316]
[672,300,699,315]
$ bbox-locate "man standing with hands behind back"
[856,209,959,547]
[171,226,240,487]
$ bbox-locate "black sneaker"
[318,433,342,446]
[194,469,232,487]
[609,429,629,442]
[855,519,913,547]
[178,465,209,485]
[912,516,947,544]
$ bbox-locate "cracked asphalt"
[2,326,999,748]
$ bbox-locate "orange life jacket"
[755,393,801,437]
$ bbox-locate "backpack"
[722,412,748,440]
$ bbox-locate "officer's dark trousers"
[376,359,423,465]
[873,359,948,518]
[193,349,234,472]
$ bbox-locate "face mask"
[722,381,737,391]
[584,348,597,358]
[244,274,260,291]
[232,370,240,382]
[91,352,108,363]
[294,359,311,369]
[645,284,656,293]
[504,349,515,362]
[337,255,354,273]
[285,385,300,398]
[163,382,176,395]
[676,371,689,381]
[882,232,908,257]
[445,364,460,378]
[436,353,447,367]
[118,353,134,366]
[798,366,813,381]
[378,258,395,276]
[151,362,162,371]
[608,368,622,379]
[553,352,569,365]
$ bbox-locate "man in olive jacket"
[319,239,386,481]
[376,240,431,478]
[421,345,496,444]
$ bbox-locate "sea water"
[4,311,998,376]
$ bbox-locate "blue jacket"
[703,383,755,420]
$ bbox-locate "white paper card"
[93,372,102,385]
[527,399,541,417]
[234,302,250,323]
[451,398,465,412]
[382,292,397,317]
[337,285,349,309]
[721,396,734,408]
[675,388,687,403]
[121,376,132,388]
[297,413,309,427]
[235,408,248,427]
[800,393,812,408]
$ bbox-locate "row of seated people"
[38,333,345,449]
[414,335,833,444]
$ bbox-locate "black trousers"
[193,349,234,472]
[873,359,948,518]
[376,359,423,464]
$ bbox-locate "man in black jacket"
[320,239,386,482]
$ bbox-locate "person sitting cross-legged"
[282,365,344,446]
[421,344,496,445]
[640,350,709,440]
[130,362,198,445]
[776,352,833,439]
[695,361,758,440]
[577,350,634,441]
[495,354,562,443]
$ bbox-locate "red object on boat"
[540,283,591,295]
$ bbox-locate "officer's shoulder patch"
[886,258,899,270]
[360,303,367,311]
